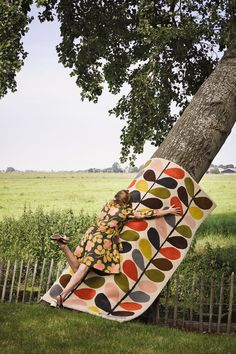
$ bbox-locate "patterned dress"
[73,201,158,274]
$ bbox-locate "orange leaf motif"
[165,168,185,179]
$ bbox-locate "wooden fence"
[0,258,66,305]
[0,258,235,334]
[144,271,236,334]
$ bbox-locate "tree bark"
[151,40,236,183]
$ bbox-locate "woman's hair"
[109,189,132,207]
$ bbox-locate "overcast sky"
[0,4,235,171]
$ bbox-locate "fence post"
[56,261,63,280]
[181,274,190,329]
[154,295,160,324]
[0,261,3,287]
[9,260,17,303]
[46,259,54,292]
[164,279,171,325]
[29,259,38,304]
[189,272,196,330]
[217,272,224,334]
[15,260,24,303]
[208,274,215,333]
[199,273,204,332]
[1,260,10,302]
[227,272,234,334]
[22,260,30,303]
[173,272,179,327]
[37,258,46,302]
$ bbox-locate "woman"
[49,189,181,307]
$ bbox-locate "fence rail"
[0,258,235,334]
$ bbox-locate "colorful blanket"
[40,157,217,322]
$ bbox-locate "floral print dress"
[73,201,158,274]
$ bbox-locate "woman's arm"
[128,204,181,219]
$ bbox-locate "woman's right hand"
[168,204,182,215]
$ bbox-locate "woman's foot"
[50,294,64,308]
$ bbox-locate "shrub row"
[0,206,235,282]
[0,205,97,262]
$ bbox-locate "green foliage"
[1,1,236,164]
[0,205,97,262]
[0,0,34,98]
[179,241,236,283]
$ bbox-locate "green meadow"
[0,172,134,219]
[0,172,235,251]
[0,172,235,217]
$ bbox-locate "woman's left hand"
[168,204,182,215]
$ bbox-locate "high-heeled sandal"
[49,233,70,244]
[50,294,64,308]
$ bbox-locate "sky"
[0,4,235,171]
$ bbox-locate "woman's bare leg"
[58,243,80,273]
[56,263,90,302]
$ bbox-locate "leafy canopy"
[1,0,236,165]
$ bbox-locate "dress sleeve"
[126,207,158,219]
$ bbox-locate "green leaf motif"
[145,269,165,282]
[119,230,140,241]
[176,225,192,238]
[114,273,130,293]
[184,177,194,197]
[139,239,152,260]
[149,187,170,199]
[84,276,105,289]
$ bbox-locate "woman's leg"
[58,243,80,273]
[56,263,90,302]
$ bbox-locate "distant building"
[87,168,102,173]
[220,168,236,174]
[207,167,236,174]
[102,168,113,173]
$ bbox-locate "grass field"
[0,172,235,218]
[0,172,134,219]
[0,303,235,354]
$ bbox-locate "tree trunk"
[151,40,236,183]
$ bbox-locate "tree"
[152,41,236,182]
[128,165,139,173]
[6,167,16,172]
[0,0,236,175]
[210,167,220,174]
[112,162,123,173]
